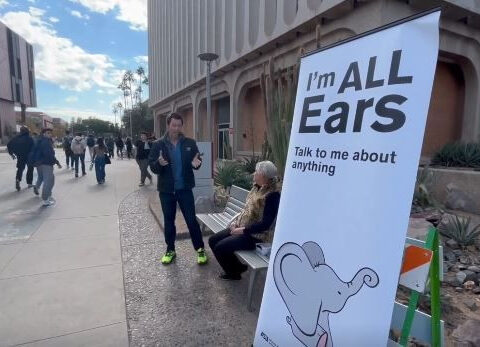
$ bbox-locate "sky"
[0,0,148,123]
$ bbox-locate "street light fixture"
[198,52,218,142]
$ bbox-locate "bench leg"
[247,270,258,312]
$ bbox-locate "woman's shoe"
[219,273,241,281]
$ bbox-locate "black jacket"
[36,135,58,166]
[148,135,202,193]
[7,132,34,159]
[135,140,152,160]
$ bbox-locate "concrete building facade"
[148,0,480,159]
[0,21,37,143]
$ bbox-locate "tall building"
[148,0,480,159]
[0,21,37,143]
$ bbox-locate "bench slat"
[230,185,249,202]
[224,207,238,217]
[235,250,268,270]
[196,214,225,234]
[226,202,243,213]
[228,196,246,209]
[209,213,228,228]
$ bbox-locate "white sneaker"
[42,197,56,206]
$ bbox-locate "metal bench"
[196,185,269,311]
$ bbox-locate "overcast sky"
[0,0,148,122]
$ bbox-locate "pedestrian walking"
[92,138,109,184]
[115,136,124,159]
[7,126,34,191]
[106,136,115,158]
[148,112,206,265]
[135,131,153,186]
[32,128,62,206]
[126,137,133,159]
[62,130,74,170]
[86,134,95,161]
[71,133,87,177]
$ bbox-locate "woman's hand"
[230,227,245,235]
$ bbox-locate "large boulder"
[452,319,480,346]
[445,183,478,214]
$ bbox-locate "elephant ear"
[273,242,321,336]
[302,241,325,267]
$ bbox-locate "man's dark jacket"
[36,135,57,166]
[135,140,152,160]
[148,134,201,193]
[7,132,34,159]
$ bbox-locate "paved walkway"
[0,151,141,346]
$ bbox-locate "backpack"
[63,136,72,150]
[87,136,95,147]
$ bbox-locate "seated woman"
[208,161,280,280]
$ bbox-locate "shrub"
[412,166,436,212]
[233,172,253,191]
[439,215,480,247]
[431,142,480,168]
[214,161,242,190]
[241,156,260,174]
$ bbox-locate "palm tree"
[136,66,145,104]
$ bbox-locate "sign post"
[254,10,440,347]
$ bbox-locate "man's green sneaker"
[161,251,176,265]
[197,248,208,265]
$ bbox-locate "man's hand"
[158,150,168,166]
[10,154,16,160]
[230,227,244,235]
[192,153,201,169]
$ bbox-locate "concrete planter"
[423,167,480,215]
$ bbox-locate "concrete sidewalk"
[0,151,143,346]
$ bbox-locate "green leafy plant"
[233,172,253,191]
[214,161,242,189]
[260,50,301,178]
[431,142,480,168]
[439,215,480,247]
[242,156,260,174]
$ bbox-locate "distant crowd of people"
[7,126,157,206]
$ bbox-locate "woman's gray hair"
[255,160,278,180]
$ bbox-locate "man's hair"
[20,126,29,134]
[42,128,53,134]
[76,133,82,136]
[166,112,183,125]
[65,130,70,135]
[141,131,148,135]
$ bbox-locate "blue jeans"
[94,156,106,183]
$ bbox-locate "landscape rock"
[466,245,477,252]
[473,287,480,295]
[446,239,460,250]
[464,299,478,311]
[455,287,464,293]
[467,266,480,273]
[452,319,480,346]
[457,271,467,285]
[460,256,470,265]
[463,280,476,290]
[444,274,460,287]
[458,264,468,271]
[445,184,478,213]
[464,270,477,282]
[444,250,457,263]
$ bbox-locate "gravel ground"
[119,189,265,346]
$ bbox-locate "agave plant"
[439,215,480,247]
[214,161,242,190]
[242,155,260,174]
[432,142,480,168]
[260,50,302,178]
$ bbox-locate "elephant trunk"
[346,267,379,295]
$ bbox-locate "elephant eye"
[337,291,341,295]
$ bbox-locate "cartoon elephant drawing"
[273,242,380,347]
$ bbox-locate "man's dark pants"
[73,153,86,175]
[65,149,74,167]
[16,157,34,184]
[159,189,204,252]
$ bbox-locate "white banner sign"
[254,10,440,347]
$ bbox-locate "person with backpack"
[126,137,133,159]
[92,137,109,184]
[115,136,124,159]
[62,130,74,170]
[86,134,95,161]
[34,128,62,206]
[135,131,153,186]
[106,137,115,159]
[71,133,87,178]
[7,126,34,191]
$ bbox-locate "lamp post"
[198,52,218,142]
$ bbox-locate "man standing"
[115,136,124,159]
[7,126,34,191]
[71,133,87,177]
[62,130,74,169]
[86,134,95,161]
[35,128,61,206]
[106,136,115,158]
[135,132,153,187]
[148,113,206,265]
